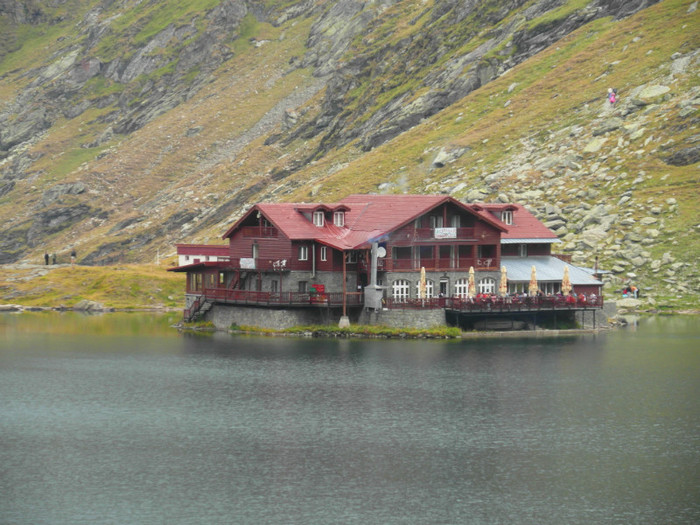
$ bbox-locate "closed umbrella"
[529,265,538,296]
[419,266,427,300]
[561,265,572,295]
[499,265,508,297]
[468,266,476,298]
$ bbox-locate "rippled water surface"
[1,313,698,524]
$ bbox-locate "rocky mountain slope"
[0,0,698,306]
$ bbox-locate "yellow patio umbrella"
[528,265,538,296]
[419,266,427,300]
[499,265,508,296]
[468,266,476,298]
[561,265,572,295]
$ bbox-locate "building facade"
[170,194,603,326]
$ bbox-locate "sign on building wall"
[240,258,256,269]
[434,227,457,239]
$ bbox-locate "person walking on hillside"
[52,253,57,265]
[70,248,76,267]
[44,252,49,265]
[607,87,617,105]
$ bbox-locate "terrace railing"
[413,227,476,240]
[381,257,499,272]
[385,295,604,311]
[199,287,364,308]
[239,226,279,238]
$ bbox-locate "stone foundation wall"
[206,305,336,330]
[361,308,447,329]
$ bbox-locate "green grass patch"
[284,324,461,339]
[525,0,592,31]
[0,264,185,309]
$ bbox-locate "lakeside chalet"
[170,194,603,330]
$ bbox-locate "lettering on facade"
[434,227,457,239]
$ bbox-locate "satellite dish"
[376,247,386,258]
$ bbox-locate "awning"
[501,256,602,285]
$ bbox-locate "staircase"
[184,296,213,322]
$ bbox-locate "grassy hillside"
[0,263,184,309]
[0,0,698,310]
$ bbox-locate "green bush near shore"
[226,323,461,338]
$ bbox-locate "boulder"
[592,118,623,137]
[433,146,468,167]
[583,137,607,153]
[664,144,700,166]
[0,304,23,312]
[637,84,670,102]
[73,300,106,312]
[42,183,87,206]
[617,298,642,310]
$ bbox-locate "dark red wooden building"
[170,194,602,322]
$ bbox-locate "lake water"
[1,313,698,524]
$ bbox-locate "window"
[298,281,307,293]
[299,245,309,261]
[451,215,461,228]
[415,279,434,298]
[501,210,513,225]
[501,245,518,256]
[345,251,357,263]
[392,280,411,302]
[313,211,324,227]
[252,243,259,259]
[540,282,560,295]
[478,277,496,294]
[320,246,327,261]
[454,278,470,298]
[333,211,345,227]
[509,282,526,295]
[271,280,279,293]
[519,244,527,257]
[430,215,444,228]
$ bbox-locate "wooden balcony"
[377,257,500,272]
[240,226,279,238]
[198,288,364,308]
[385,294,604,311]
[185,291,604,321]
[412,227,476,240]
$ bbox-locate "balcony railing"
[185,290,603,319]
[385,294,604,311]
[413,227,475,240]
[199,288,364,308]
[377,257,499,272]
[240,226,279,238]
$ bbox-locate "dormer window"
[333,211,345,227]
[501,210,513,225]
[313,211,324,227]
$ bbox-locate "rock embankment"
[0,301,111,312]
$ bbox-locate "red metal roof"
[223,194,541,250]
[479,203,557,240]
